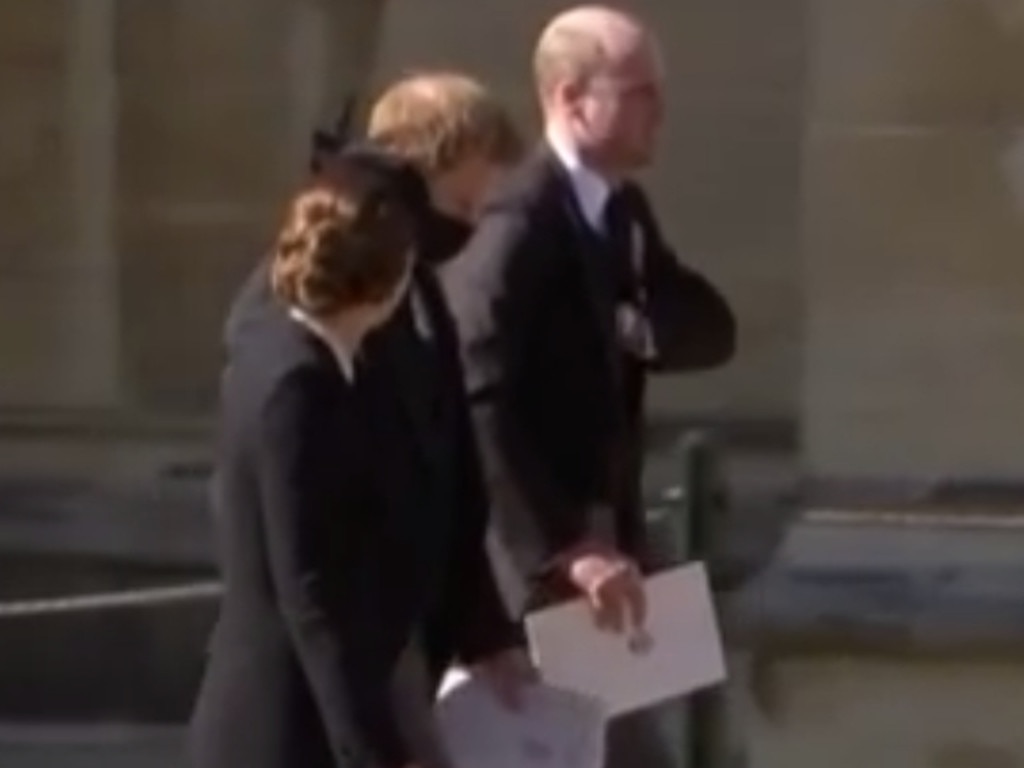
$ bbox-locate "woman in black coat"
[189,157,429,768]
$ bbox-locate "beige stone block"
[802,129,1024,476]
[0,1,65,64]
[655,0,806,108]
[115,0,293,206]
[749,658,1024,768]
[809,0,1024,126]
[0,275,61,404]
[0,6,69,271]
[645,118,803,422]
[0,271,120,407]
[119,220,259,413]
[112,0,328,414]
[641,0,806,419]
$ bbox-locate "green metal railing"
[679,432,733,768]
[646,430,737,768]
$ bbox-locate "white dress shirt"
[544,129,623,549]
[546,128,657,363]
[409,284,434,341]
[546,127,613,233]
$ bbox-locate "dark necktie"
[601,190,640,301]
[603,190,651,418]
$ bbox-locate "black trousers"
[606,708,677,768]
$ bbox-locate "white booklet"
[525,561,727,717]
[436,668,606,768]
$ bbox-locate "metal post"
[678,431,732,768]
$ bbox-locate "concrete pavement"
[0,724,183,768]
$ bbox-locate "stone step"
[0,723,183,768]
[0,554,213,722]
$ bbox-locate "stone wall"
[748,658,1024,768]
[4,0,1024,482]
[0,2,84,407]
[802,0,1024,480]
[0,0,387,421]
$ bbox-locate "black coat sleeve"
[455,210,594,566]
[630,188,737,372]
[449,384,526,662]
[423,268,526,663]
[255,368,409,768]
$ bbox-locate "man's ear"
[560,76,586,103]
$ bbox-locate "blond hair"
[367,71,522,175]
[533,6,647,99]
[533,24,607,98]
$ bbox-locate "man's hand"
[468,647,538,711]
[616,303,656,361]
[563,543,646,634]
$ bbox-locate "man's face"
[436,153,512,222]
[573,41,665,172]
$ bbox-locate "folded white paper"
[436,668,606,768]
[526,562,726,717]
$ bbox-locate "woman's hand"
[468,647,539,710]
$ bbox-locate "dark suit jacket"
[195,237,517,768]
[192,301,413,768]
[358,262,521,675]
[439,145,736,604]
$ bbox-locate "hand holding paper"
[527,562,726,717]
[467,646,538,711]
[560,540,646,633]
[436,668,606,768]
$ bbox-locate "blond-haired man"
[440,7,736,766]
[368,70,522,224]
[364,71,535,767]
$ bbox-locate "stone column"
[112,0,389,415]
[282,0,390,173]
[319,0,390,134]
[65,0,119,407]
[283,0,332,175]
[0,1,119,409]
[115,0,296,414]
[802,0,1024,481]
[638,0,806,424]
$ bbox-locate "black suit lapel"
[536,145,623,387]
[363,298,434,471]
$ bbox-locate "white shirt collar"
[288,306,357,383]
[546,127,612,231]
[409,285,434,340]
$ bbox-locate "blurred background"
[3,0,1024,765]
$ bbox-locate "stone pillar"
[281,0,391,169]
[283,1,332,174]
[321,0,390,130]
[0,0,119,409]
[802,0,1024,480]
[114,0,299,414]
[638,0,806,423]
[66,0,119,406]
[114,0,388,415]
